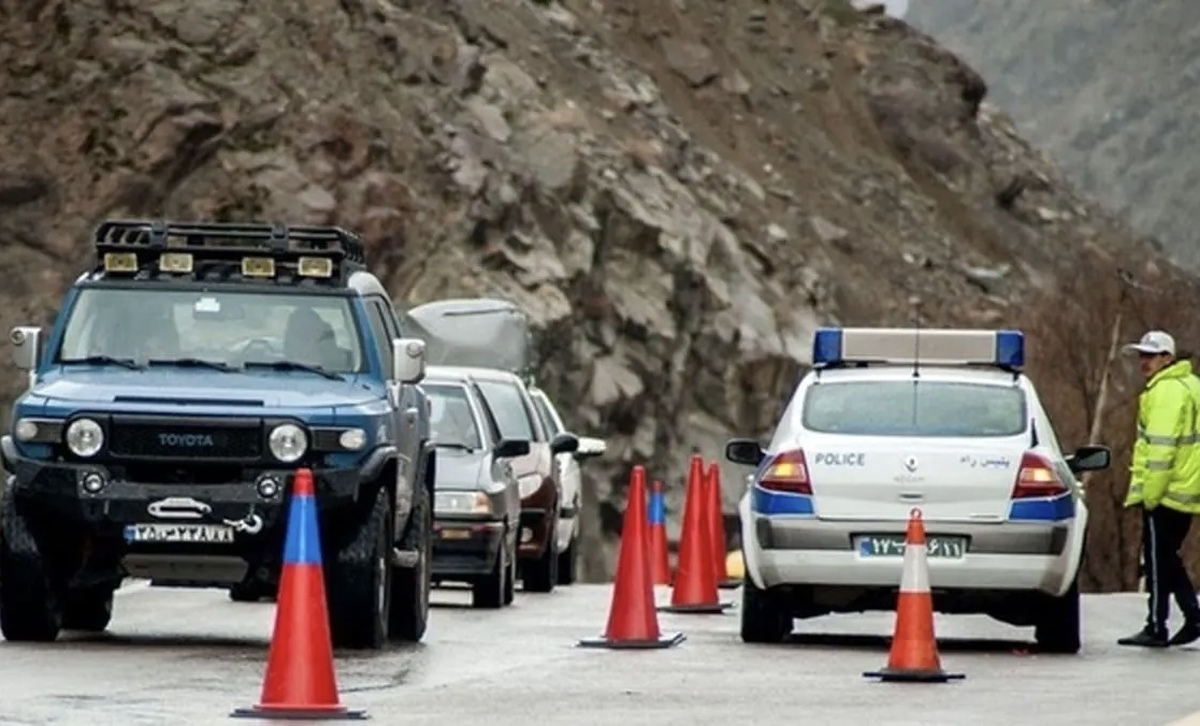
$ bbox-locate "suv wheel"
[522,517,558,594]
[0,491,63,642]
[62,585,115,632]
[389,479,431,642]
[741,574,791,644]
[1034,577,1081,654]
[557,535,577,586]
[472,535,507,609]
[326,487,392,650]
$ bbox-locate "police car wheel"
[1034,577,1082,654]
[389,477,432,642]
[326,487,393,650]
[740,574,792,644]
[0,491,63,642]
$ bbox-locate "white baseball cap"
[1124,330,1176,357]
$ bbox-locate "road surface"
[1,582,1198,725]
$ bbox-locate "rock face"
[907,1,1200,269]
[0,0,1196,583]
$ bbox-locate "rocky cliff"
[907,1,1200,269]
[1,0,1194,583]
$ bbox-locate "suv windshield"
[425,383,483,450]
[475,379,539,442]
[57,288,365,373]
[802,380,1027,437]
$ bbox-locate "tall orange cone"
[578,465,685,649]
[232,469,367,719]
[705,462,741,589]
[659,454,732,614]
[648,479,672,586]
[864,508,965,683]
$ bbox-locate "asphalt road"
[1,582,1199,725]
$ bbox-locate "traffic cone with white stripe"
[863,508,964,683]
[232,468,367,719]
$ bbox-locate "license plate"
[123,523,235,544]
[440,528,471,540]
[855,534,967,559]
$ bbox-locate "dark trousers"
[1143,505,1200,632]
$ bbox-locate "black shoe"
[1168,620,1200,647]
[1118,627,1168,648]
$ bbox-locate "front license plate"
[123,523,235,544]
[855,534,967,559]
[440,528,471,540]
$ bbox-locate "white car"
[727,327,1111,653]
[527,386,607,584]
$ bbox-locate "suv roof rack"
[88,219,369,286]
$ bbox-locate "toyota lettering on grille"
[158,433,217,448]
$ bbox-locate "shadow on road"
[785,632,1036,653]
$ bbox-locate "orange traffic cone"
[659,454,732,614]
[232,469,367,719]
[578,465,685,649]
[864,508,964,683]
[648,479,672,586]
[705,463,741,589]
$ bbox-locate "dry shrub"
[1019,249,1200,592]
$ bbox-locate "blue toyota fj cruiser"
[0,220,435,649]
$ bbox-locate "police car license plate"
[124,523,235,544]
[855,534,966,559]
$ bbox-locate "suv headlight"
[435,491,491,516]
[65,418,104,458]
[269,423,308,463]
[518,473,543,499]
[338,428,367,451]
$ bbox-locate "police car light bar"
[811,327,1025,369]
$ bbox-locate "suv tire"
[389,473,432,643]
[327,487,393,650]
[0,491,63,642]
[62,585,115,632]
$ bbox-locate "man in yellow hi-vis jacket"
[1118,330,1200,648]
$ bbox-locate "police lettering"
[813,452,865,466]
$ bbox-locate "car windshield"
[426,383,483,450]
[802,380,1027,437]
[56,288,365,373]
[475,379,538,442]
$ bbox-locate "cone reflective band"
[658,454,731,614]
[648,480,671,586]
[864,508,964,684]
[231,469,368,720]
[578,465,684,649]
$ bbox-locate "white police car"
[725,327,1111,653]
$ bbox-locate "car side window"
[364,298,392,375]
[476,380,541,442]
[531,393,562,437]
[471,384,506,446]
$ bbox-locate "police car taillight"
[1011,452,1068,499]
[758,449,812,495]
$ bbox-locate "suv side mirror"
[1066,444,1111,473]
[574,436,607,461]
[725,438,766,466]
[549,432,579,456]
[10,326,42,372]
[392,337,426,384]
[495,438,531,459]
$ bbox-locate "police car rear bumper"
[1,435,366,528]
[749,515,1073,593]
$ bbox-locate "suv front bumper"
[0,435,382,530]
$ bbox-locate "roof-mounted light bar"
[89,219,368,284]
[812,327,1025,369]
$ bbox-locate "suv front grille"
[107,416,263,461]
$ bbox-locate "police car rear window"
[802,380,1027,438]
